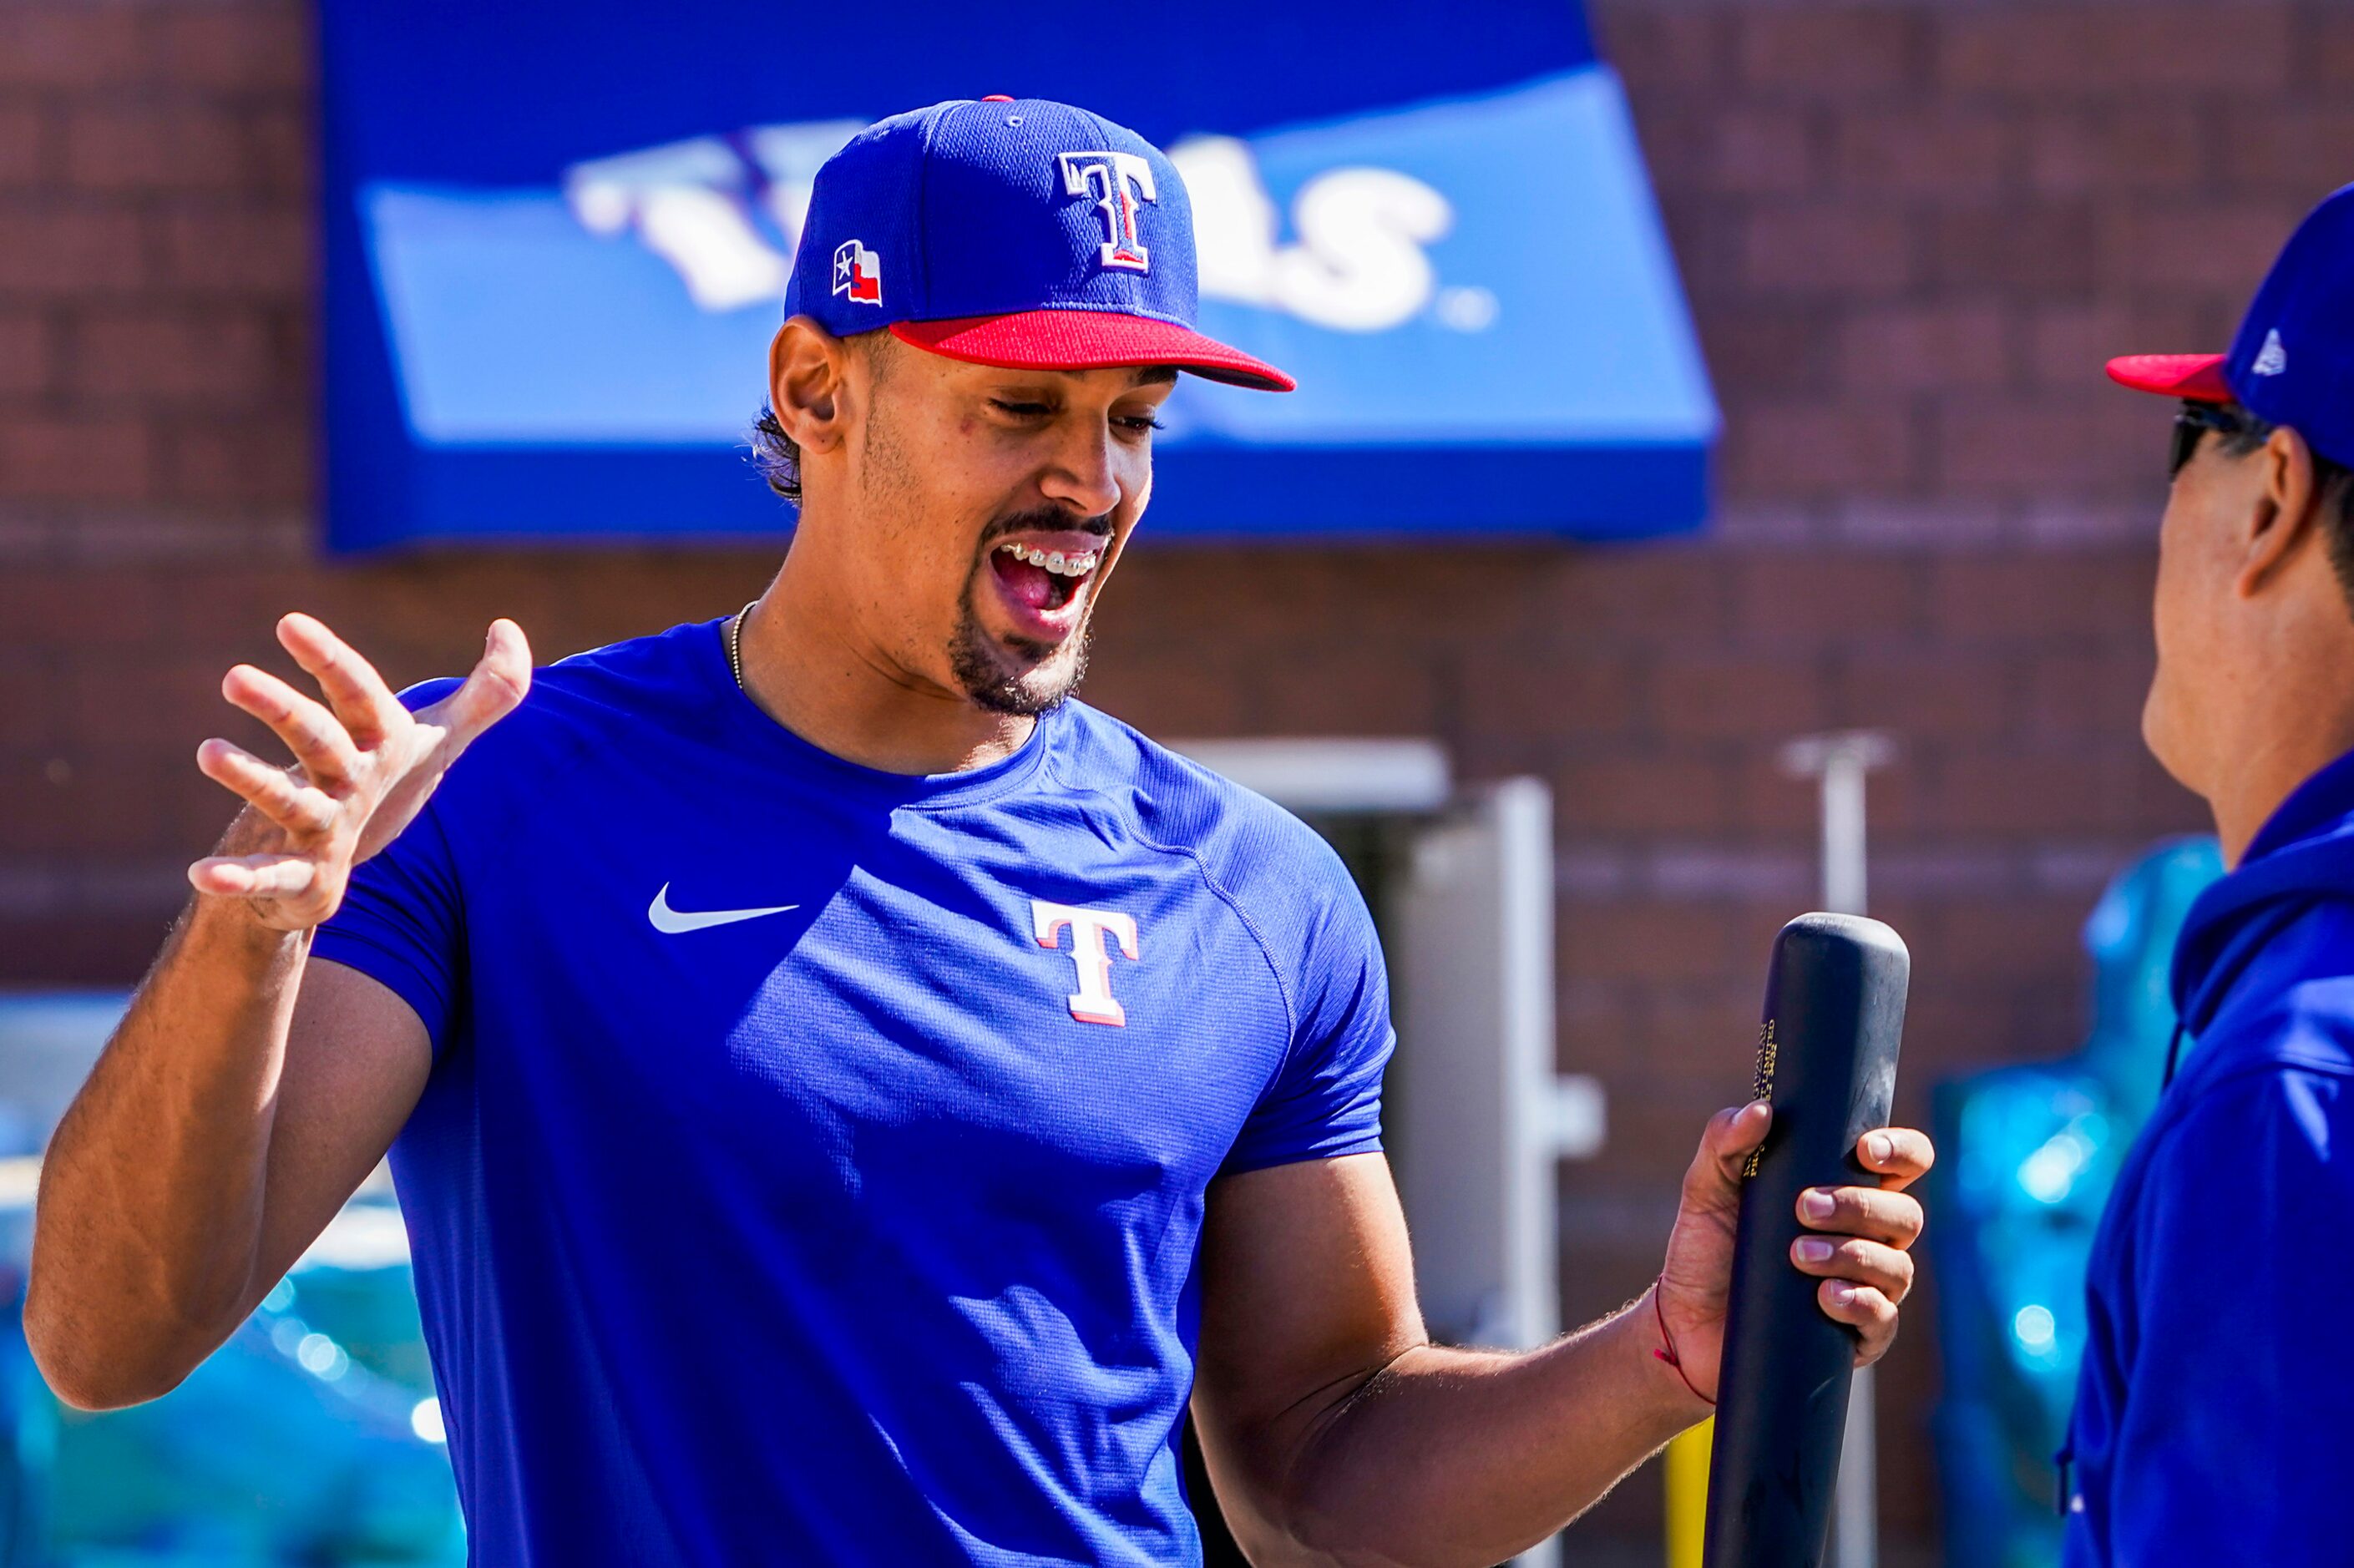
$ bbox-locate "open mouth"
[988,539,1104,619]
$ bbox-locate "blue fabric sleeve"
[1220,877,1395,1176]
[309,680,468,1054]
[2105,1065,2354,1565]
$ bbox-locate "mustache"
[979,507,1114,547]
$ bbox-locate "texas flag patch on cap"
[832,239,881,306]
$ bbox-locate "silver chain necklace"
[726,601,756,691]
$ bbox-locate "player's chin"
[955,621,1091,717]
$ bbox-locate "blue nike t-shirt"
[311,617,1395,1567]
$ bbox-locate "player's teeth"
[995,542,1099,576]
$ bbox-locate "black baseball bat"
[1702,913,1910,1568]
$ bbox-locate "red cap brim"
[891,311,1295,392]
[2106,353,2233,402]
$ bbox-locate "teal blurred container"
[1927,838,2225,1568]
[0,996,464,1568]
[43,1213,467,1567]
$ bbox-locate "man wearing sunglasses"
[2066,182,2354,1565]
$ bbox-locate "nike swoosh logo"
[647,883,799,934]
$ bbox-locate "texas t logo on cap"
[780,96,1293,392]
[831,239,882,306]
[1057,151,1157,273]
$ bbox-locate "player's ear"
[769,316,852,458]
[2236,424,2325,598]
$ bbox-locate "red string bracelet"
[1651,1281,1716,1409]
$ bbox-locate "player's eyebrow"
[1128,367,1180,387]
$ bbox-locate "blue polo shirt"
[311,617,1394,1566]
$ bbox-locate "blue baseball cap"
[2108,183,2354,466]
[780,97,1294,392]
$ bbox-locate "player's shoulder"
[398,618,729,779]
[2127,1055,2354,1250]
[2172,989,2354,1126]
[2181,899,2354,1088]
[2145,969,2354,1187]
[1047,702,1363,912]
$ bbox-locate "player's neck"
[2200,643,2354,867]
[730,567,1036,778]
[2206,724,2354,867]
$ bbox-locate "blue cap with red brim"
[782,98,1294,393]
[2108,184,2354,467]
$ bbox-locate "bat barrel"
[1702,913,1909,1568]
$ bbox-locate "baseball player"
[2064,184,2354,1565]
[28,100,1932,1565]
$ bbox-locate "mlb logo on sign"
[832,239,882,305]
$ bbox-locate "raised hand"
[188,613,531,932]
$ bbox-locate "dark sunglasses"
[2169,401,2267,481]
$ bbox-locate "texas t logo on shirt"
[1056,152,1156,273]
[832,238,882,304]
[1031,899,1141,1025]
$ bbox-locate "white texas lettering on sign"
[1168,135,1451,332]
[564,120,865,312]
[1030,899,1142,1027]
[563,119,1456,332]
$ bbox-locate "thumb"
[1684,1100,1771,1209]
[428,619,532,747]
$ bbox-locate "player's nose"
[1036,424,1126,520]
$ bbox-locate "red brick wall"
[4,0,2348,1554]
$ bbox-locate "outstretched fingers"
[419,619,533,753]
[221,663,362,787]
[276,613,403,750]
[195,739,340,840]
[188,852,319,899]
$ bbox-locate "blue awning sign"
[321,3,1716,549]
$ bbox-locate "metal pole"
[1779,732,1894,1568]
[1819,755,1869,918]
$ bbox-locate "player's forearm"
[28,819,308,1408]
[1277,1290,1703,1565]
